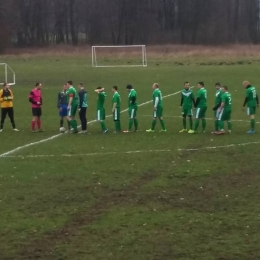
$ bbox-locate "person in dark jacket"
[78,82,88,133]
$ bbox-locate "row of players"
[0,80,258,134]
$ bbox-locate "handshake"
[3,96,13,101]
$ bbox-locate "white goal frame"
[92,45,147,68]
[0,63,16,86]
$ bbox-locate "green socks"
[189,117,193,130]
[183,117,187,129]
[151,119,157,130]
[134,119,138,131]
[228,121,232,131]
[202,119,206,131]
[194,119,199,131]
[251,119,255,130]
[100,121,107,131]
[215,120,218,131]
[69,120,77,131]
[128,119,134,131]
[115,121,121,132]
[218,121,224,130]
[160,119,166,130]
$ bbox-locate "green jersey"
[153,89,163,108]
[221,92,232,110]
[181,89,194,109]
[245,86,257,107]
[196,88,207,108]
[112,92,121,108]
[67,86,78,106]
[215,89,223,106]
[97,91,107,109]
[128,89,138,107]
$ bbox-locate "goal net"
[0,63,16,85]
[92,45,147,68]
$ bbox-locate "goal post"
[92,45,147,68]
[0,63,16,86]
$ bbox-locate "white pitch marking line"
[2,141,260,159]
[141,115,260,124]
[0,89,185,158]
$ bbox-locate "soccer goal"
[0,63,16,85]
[92,45,147,68]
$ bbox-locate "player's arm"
[154,93,159,110]
[194,91,201,108]
[243,90,250,107]
[180,93,183,107]
[0,90,3,102]
[94,88,104,94]
[57,92,61,108]
[130,93,136,105]
[78,91,83,109]
[112,97,117,113]
[29,91,38,105]
[8,90,14,100]
[256,94,259,107]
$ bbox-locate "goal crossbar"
[0,63,16,86]
[92,45,147,68]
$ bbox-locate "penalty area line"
[0,89,185,158]
[2,141,260,159]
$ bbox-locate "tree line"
[0,0,260,52]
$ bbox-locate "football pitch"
[0,54,260,260]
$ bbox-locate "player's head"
[222,86,228,92]
[67,80,73,87]
[126,84,133,92]
[152,83,159,90]
[243,81,250,87]
[215,82,221,89]
[96,86,103,91]
[184,81,189,89]
[3,82,9,89]
[198,82,204,89]
[62,84,67,90]
[78,82,84,89]
[35,82,42,90]
[112,86,118,93]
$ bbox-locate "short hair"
[79,82,83,87]
[126,84,133,89]
[154,83,159,88]
[67,80,73,85]
[223,86,228,90]
[198,82,204,87]
[96,86,102,90]
[215,82,221,87]
[35,82,41,87]
[3,82,7,87]
[113,86,118,91]
[184,81,189,85]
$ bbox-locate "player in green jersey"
[95,86,108,133]
[212,83,223,134]
[179,81,195,133]
[112,86,121,133]
[146,83,166,133]
[216,86,232,135]
[190,82,207,133]
[123,84,138,133]
[242,81,259,134]
[66,80,78,134]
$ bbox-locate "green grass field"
[0,53,260,260]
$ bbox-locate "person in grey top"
[78,82,88,133]
[57,84,69,130]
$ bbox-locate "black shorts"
[32,108,42,117]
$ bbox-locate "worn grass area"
[0,53,260,260]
